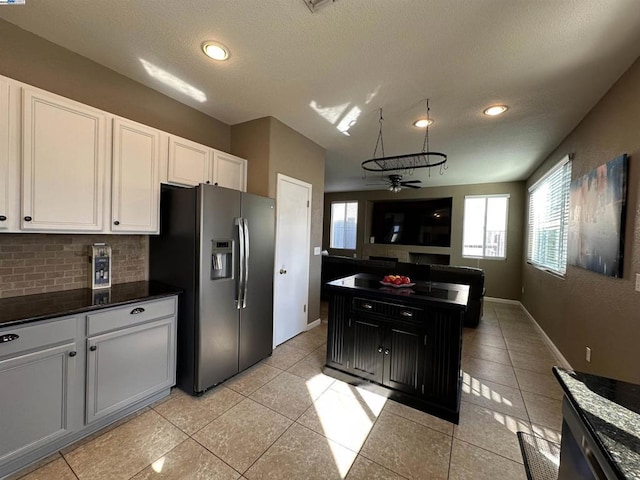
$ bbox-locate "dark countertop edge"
[552,366,628,479]
[326,274,469,309]
[0,282,183,329]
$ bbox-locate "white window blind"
[527,156,572,275]
[463,194,509,259]
[330,201,358,249]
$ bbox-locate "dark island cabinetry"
[324,274,468,423]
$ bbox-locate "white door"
[212,150,247,191]
[112,118,162,233]
[167,135,211,186]
[22,88,108,231]
[0,77,9,230]
[273,174,311,346]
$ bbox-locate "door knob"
[279,268,287,274]
[377,346,383,353]
[384,349,390,355]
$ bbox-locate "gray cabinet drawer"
[0,317,77,358]
[87,297,176,336]
[352,297,423,321]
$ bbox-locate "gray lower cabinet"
[86,317,176,423]
[0,295,178,478]
[0,316,82,468]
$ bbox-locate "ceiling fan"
[368,174,422,192]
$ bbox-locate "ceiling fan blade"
[401,180,422,184]
[402,183,422,189]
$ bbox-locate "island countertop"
[0,281,182,328]
[326,273,469,309]
[553,366,640,479]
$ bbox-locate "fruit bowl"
[380,274,414,288]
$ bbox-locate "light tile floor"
[10,300,564,480]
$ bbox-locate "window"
[463,195,509,259]
[527,155,572,275]
[330,201,358,249]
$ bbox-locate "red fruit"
[394,278,402,285]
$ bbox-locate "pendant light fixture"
[361,100,447,179]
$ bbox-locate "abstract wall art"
[568,154,628,277]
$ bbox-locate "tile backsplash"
[0,234,148,298]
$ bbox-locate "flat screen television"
[371,198,452,247]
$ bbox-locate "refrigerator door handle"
[243,218,250,308]
[235,218,245,309]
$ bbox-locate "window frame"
[462,194,510,260]
[526,155,572,276]
[329,200,358,250]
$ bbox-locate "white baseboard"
[484,296,520,305]
[306,318,321,331]
[519,303,572,370]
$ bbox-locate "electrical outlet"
[313,247,321,256]
[586,346,591,363]
[636,273,640,292]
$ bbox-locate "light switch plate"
[313,247,321,256]
[636,273,640,292]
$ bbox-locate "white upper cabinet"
[212,150,247,192]
[112,118,163,233]
[167,135,212,187]
[0,78,10,231]
[22,88,108,231]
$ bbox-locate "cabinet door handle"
[69,351,77,357]
[384,348,390,355]
[90,345,97,351]
[24,216,32,222]
[114,220,120,226]
[377,346,383,353]
[130,307,145,314]
[0,215,6,221]
[1,333,19,343]
[400,310,413,317]
[362,303,373,310]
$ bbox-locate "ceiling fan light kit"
[361,100,447,191]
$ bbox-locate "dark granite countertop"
[553,367,640,479]
[0,281,182,328]
[326,273,469,309]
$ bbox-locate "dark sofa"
[321,255,485,327]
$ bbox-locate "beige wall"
[232,118,326,325]
[0,19,230,150]
[230,117,271,197]
[522,57,640,383]
[324,181,525,300]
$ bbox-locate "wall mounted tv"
[371,198,452,247]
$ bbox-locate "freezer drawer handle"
[1,334,19,343]
[400,310,413,317]
[130,307,145,314]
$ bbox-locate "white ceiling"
[2,1,639,192]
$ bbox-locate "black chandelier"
[361,100,447,177]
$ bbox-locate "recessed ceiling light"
[483,105,508,116]
[413,118,433,128]
[202,41,230,61]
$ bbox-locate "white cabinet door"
[167,135,212,187]
[22,89,107,231]
[212,150,247,192]
[112,118,162,233]
[0,77,9,231]
[86,317,176,424]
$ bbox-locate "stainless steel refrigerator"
[149,184,275,395]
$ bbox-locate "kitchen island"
[553,367,640,479]
[323,273,469,423]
